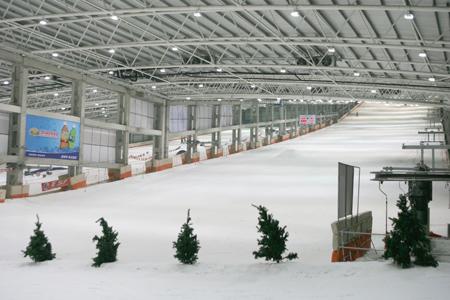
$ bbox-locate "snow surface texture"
[0,103,449,300]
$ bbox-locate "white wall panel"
[129,98,154,131]
[169,105,188,133]
[0,112,9,155]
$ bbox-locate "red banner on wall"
[41,178,70,192]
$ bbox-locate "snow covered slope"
[0,103,449,300]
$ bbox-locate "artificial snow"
[0,103,449,299]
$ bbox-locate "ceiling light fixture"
[404,13,414,20]
[217,98,222,102]
[108,71,114,75]
[108,49,115,54]
[171,47,178,51]
[110,15,119,21]
[44,76,51,80]
[54,93,59,97]
[194,12,202,17]
[257,98,262,102]
[151,85,156,89]
[216,68,223,72]
[290,11,300,17]
[39,20,48,25]
[52,53,59,57]
[306,86,312,90]
[93,89,97,93]
[2,80,9,85]
[371,89,377,93]
[419,52,427,58]
[160,68,166,73]
[353,72,360,77]
[328,47,336,53]
[428,77,435,82]
[198,84,204,88]
[280,69,286,73]
[186,97,191,100]
[250,84,256,88]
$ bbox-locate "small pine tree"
[92,217,120,267]
[23,215,56,262]
[173,209,200,264]
[384,194,438,268]
[252,205,298,263]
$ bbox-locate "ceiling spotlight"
[404,13,414,20]
[306,86,312,90]
[151,85,156,89]
[44,76,51,80]
[39,20,48,25]
[95,103,99,106]
[280,69,286,73]
[257,98,262,102]
[353,72,360,77]
[108,71,114,75]
[216,68,223,72]
[2,80,9,85]
[110,15,119,21]
[428,77,435,82]
[328,47,336,53]
[53,93,59,97]
[61,107,65,110]
[217,98,222,102]
[171,47,178,51]
[290,11,300,17]
[240,99,244,102]
[104,114,108,117]
[419,52,427,58]
[93,89,98,93]
[371,89,377,93]
[108,49,115,54]
[102,107,105,111]
[250,84,256,88]
[198,84,204,88]
[194,12,202,17]
[186,97,191,100]
[160,69,166,73]
[52,53,59,57]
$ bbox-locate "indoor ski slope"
[0,103,449,300]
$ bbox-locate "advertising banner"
[299,115,316,125]
[25,114,80,160]
[41,178,70,192]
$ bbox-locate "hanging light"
[198,83,204,88]
[110,15,119,21]
[186,97,191,100]
[216,68,223,72]
[353,72,360,77]
[44,76,51,80]
[306,86,312,90]
[52,53,59,57]
[428,77,435,82]
[194,12,202,17]
[108,71,114,75]
[290,11,300,17]
[2,80,9,85]
[108,49,115,54]
[39,20,48,25]
[280,69,286,73]
[160,68,166,73]
[151,85,156,89]
[404,13,414,20]
[418,52,427,58]
[328,47,336,53]
[171,47,178,51]
[371,89,377,93]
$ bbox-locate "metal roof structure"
[0,0,449,120]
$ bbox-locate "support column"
[150,100,171,172]
[231,104,241,153]
[109,93,131,181]
[186,104,197,163]
[211,104,222,157]
[279,102,286,135]
[6,64,29,198]
[68,80,85,177]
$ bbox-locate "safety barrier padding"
[150,158,173,172]
[205,148,212,159]
[190,152,200,163]
[172,154,184,167]
[108,165,132,181]
[59,174,87,191]
[213,147,224,158]
[331,211,372,262]
[6,185,29,199]
[262,136,271,146]
[0,189,5,203]
[279,134,290,142]
[145,159,153,173]
[249,140,262,149]
[431,238,450,263]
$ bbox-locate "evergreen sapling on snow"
[384,194,438,268]
[23,215,56,262]
[173,209,200,264]
[92,217,120,267]
[252,205,298,263]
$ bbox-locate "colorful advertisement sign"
[25,114,80,160]
[41,178,70,192]
[299,115,316,125]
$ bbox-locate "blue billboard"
[25,114,80,160]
